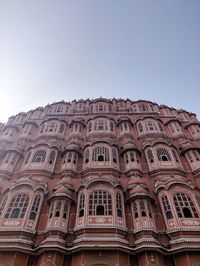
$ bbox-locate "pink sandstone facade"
[0,98,200,266]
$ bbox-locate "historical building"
[0,98,200,266]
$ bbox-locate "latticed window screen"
[161,195,173,219]
[55,201,62,217]
[124,153,129,164]
[138,122,143,133]
[49,202,54,218]
[186,152,193,163]
[193,150,200,161]
[73,154,78,164]
[158,122,163,132]
[32,150,46,163]
[145,120,157,131]
[116,193,123,217]
[133,202,138,218]
[23,124,34,135]
[146,149,154,163]
[96,104,105,112]
[29,195,41,220]
[0,195,8,216]
[173,193,198,218]
[79,193,85,217]
[5,193,29,219]
[124,122,128,131]
[88,122,92,132]
[4,152,17,165]
[139,104,148,112]
[59,123,65,133]
[196,194,200,209]
[95,121,104,131]
[110,121,114,132]
[84,149,90,163]
[47,122,57,133]
[63,202,69,219]
[89,191,112,215]
[4,153,11,164]
[48,151,56,164]
[54,106,63,113]
[130,152,135,162]
[172,149,179,163]
[112,148,118,163]
[156,148,172,161]
[140,201,146,217]
[92,147,110,161]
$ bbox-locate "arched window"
[92,147,110,162]
[49,202,54,218]
[193,150,200,161]
[67,152,72,163]
[97,121,104,132]
[112,148,118,163]
[4,152,17,165]
[116,193,123,217]
[146,149,154,163]
[133,202,138,218]
[63,202,69,219]
[84,149,90,164]
[73,153,77,164]
[32,150,46,163]
[55,201,62,217]
[138,122,143,133]
[156,148,172,162]
[172,149,179,163]
[161,195,173,220]
[79,193,85,217]
[29,195,41,221]
[110,121,114,132]
[96,104,105,112]
[173,193,198,218]
[0,195,8,216]
[59,123,65,133]
[140,201,146,217]
[5,193,29,219]
[47,122,57,133]
[40,124,45,134]
[88,122,92,132]
[48,151,56,164]
[89,191,112,216]
[130,152,135,162]
[124,153,129,164]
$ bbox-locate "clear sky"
[0,0,200,122]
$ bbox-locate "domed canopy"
[127,177,145,189]
[56,176,74,187]
[120,142,140,155]
[128,185,149,198]
[53,185,73,199]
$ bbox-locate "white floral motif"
[3,220,20,226]
[182,219,200,226]
[95,217,105,223]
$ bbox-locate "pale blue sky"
[0,0,200,122]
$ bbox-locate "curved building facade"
[0,98,200,266]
